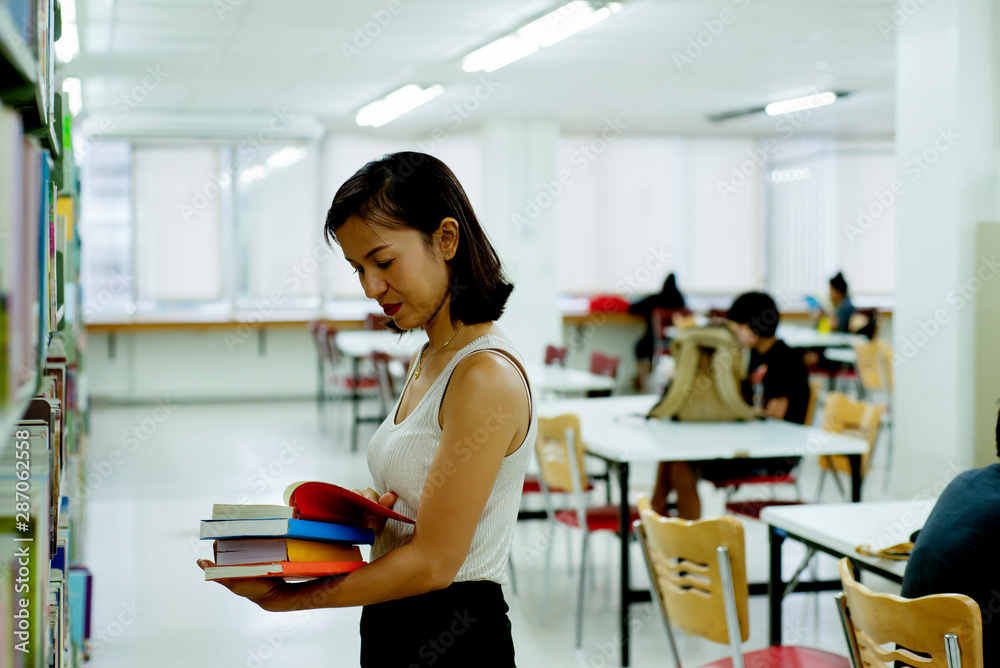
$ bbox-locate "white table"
[824,347,857,364]
[526,364,617,395]
[536,394,869,667]
[333,330,427,359]
[776,324,863,349]
[760,500,934,644]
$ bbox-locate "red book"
[203,560,365,581]
[283,481,415,526]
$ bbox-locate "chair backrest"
[309,322,334,362]
[370,351,396,412]
[853,339,893,393]
[804,377,823,427]
[838,558,983,668]
[589,351,620,379]
[635,496,750,655]
[544,345,568,367]
[324,327,342,365]
[647,326,759,422]
[535,415,588,514]
[823,392,885,451]
[364,313,390,331]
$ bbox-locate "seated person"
[827,272,855,333]
[650,292,810,519]
[900,408,1000,665]
[629,273,686,393]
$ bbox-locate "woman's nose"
[362,273,386,299]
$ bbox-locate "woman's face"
[338,214,454,330]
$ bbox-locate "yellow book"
[213,538,362,566]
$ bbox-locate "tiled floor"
[82,394,898,667]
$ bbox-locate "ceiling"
[64,0,897,138]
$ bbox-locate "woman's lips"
[383,303,401,316]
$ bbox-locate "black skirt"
[359,581,515,668]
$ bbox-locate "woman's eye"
[352,266,363,275]
[377,260,393,270]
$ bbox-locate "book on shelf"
[200,517,375,545]
[213,538,363,566]
[203,560,366,582]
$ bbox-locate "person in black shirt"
[900,409,1000,665]
[650,291,810,519]
[629,273,686,392]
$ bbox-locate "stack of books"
[199,481,413,581]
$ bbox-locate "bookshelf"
[1,0,89,665]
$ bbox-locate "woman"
[628,272,686,392]
[197,152,536,667]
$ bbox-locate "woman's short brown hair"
[325,152,513,328]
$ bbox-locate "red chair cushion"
[725,500,806,521]
[521,475,595,494]
[555,505,640,532]
[700,645,850,667]
[708,472,797,489]
[342,377,379,390]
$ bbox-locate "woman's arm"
[204,352,530,612]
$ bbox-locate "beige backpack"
[647,326,759,422]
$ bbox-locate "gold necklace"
[414,323,464,379]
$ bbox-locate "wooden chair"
[587,351,620,397]
[815,392,885,501]
[544,344,568,367]
[634,495,850,668]
[364,313,391,331]
[836,558,983,668]
[852,339,894,489]
[535,415,639,647]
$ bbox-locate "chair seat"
[700,645,850,668]
[341,376,380,390]
[555,504,640,532]
[522,474,594,494]
[708,472,797,489]
[726,500,805,520]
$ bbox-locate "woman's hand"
[352,488,398,533]
[196,559,288,611]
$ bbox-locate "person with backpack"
[649,291,810,519]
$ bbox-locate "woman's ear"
[437,217,460,261]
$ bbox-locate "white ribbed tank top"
[366,333,535,585]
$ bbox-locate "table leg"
[769,525,785,645]
[848,453,862,502]
[617,461,631,667]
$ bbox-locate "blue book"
[199,518,375,545]
[804,295,822,310]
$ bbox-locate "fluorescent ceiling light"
[462,1,622,73]
[355,84,444,128]
[55,0,79,62]
[239,165,269,185]
[62,77,82,116]
[765,91,838,116]
[266,146,307,170]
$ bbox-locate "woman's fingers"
[377,491,398,508]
